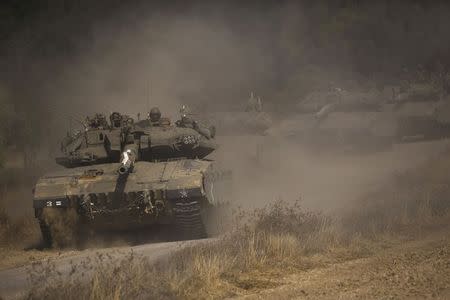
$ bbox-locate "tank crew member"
[110,112,123,128]
[148,107,171,127]
[176,105,215,139]
[245,91,263,112]
[148,107,161,125]
[176,113,196,129]
[87,113,109,129]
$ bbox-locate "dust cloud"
[213,135,450,213]
[2,1,450,218]
[35,8,272,141]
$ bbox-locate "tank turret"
[56,110,217,168]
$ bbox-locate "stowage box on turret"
[33,108,228,247]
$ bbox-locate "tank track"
[172,197,207,240]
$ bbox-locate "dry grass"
[0,204,46,270]
[0,175,42,252]
[0,205,38,249]
[17,188,450,300]
[24,201,336,300]
[23,189,450,299]
[26,193,450,300]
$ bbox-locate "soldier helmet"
[110,112,122,127]
[149,107,161,122]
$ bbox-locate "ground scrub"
[27,200,333,300]
[27,191,450,300]
[0,205,37,249]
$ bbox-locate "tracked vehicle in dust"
[203,93,272,136]
[33,109,227,247]
[386,83,450,143]
[267,89,397,153]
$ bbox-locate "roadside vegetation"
[0,206,36,247]
[25,150,450,300]
[0,202,44,270]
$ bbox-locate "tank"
[267,89,397,153]
[206,111,272,136]
[204,93,272,136]
[387,84,450,143]
[33,109,228,247]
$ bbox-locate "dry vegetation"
[25,150,450,300]
[0,173,41,253]
[0,203,49,270]
[0,208,36,247]
[0,174,50,270]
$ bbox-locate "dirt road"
[0,239,211,300]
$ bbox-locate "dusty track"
[0,239,212,299]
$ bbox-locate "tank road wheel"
[173,197,207,240]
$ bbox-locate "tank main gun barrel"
[118,146,137,175]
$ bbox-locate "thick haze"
[2,0,450,214]
[3,0,450,133]
[2,1,281,135]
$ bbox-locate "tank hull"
[33,160,227,246]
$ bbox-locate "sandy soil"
[0,248,78,271]
[238,224,450,300]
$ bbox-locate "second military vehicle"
[267,89,397,153]
[204,92,272,136]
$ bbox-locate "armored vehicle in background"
[267,89,396,153]
[388,83,450,142]
[33,109,226,247]
[391,83,440,104]
[207,111,272,136]
[205,92,272,136]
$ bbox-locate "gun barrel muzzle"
[118,149,136,175]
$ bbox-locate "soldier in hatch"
[245,91,263,112]
[176,105,196,128]
[88,113,109,129]
[148,107,161,125]
[110,112,123,128]
[176,105,215,139]
[148,107,171,127]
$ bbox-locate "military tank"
[267,89,396,153]
[387,83,450,143]
[33,108,227,247]
[206,111,272,136]
[204,93,272,136]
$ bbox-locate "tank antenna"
[147,79,151,114]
